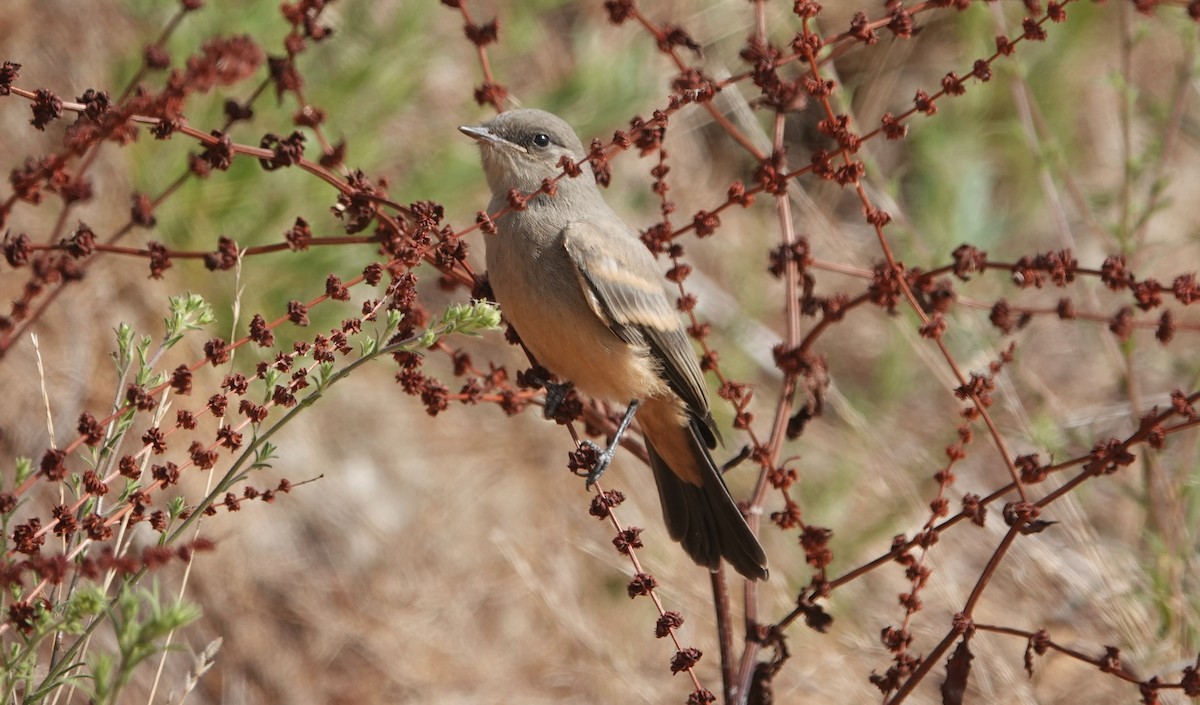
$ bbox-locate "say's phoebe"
[461,109,768,581]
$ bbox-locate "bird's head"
[460,109,592,197]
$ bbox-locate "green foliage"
[164,292,216,348]
[418,300,501,346]
[83,583,202,704]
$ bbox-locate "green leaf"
[63,586,106,633]
[14,457,33,486]
[164,293,216,348]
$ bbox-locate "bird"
[461,108,768,581]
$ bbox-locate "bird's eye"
[531,133,551,148]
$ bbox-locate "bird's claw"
[543,381,571,420]
[580,440,614,487]
[568,399,639,488]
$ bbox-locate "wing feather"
[561,220,718,445]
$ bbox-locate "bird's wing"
[561,220,718,442]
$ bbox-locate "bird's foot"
[569,399,642,489]
[543,380,572,420]
[579,440,615,488]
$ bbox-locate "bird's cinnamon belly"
[487,236,667,404]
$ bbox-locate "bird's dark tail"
[645,416,769,581]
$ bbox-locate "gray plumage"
[461,109,768,581]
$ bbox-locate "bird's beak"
[458,125,495,142]
[458,125,527,153]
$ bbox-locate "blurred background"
[1,0,1198,702]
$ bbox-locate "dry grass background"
[1,0,1199,703]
